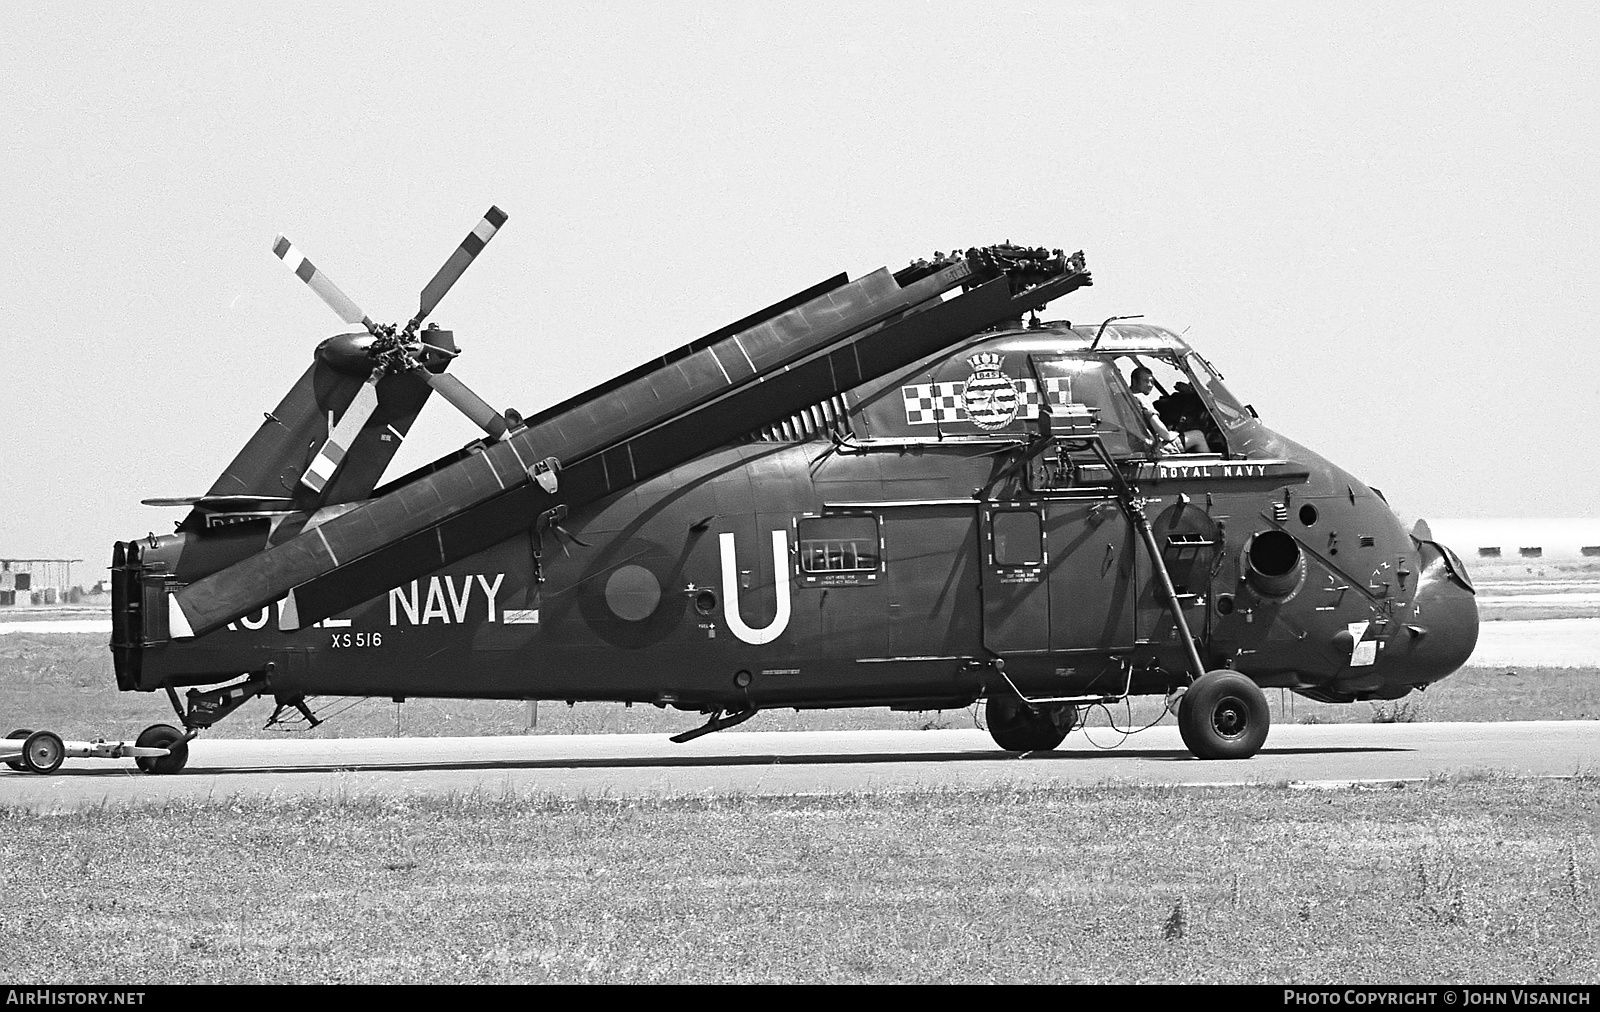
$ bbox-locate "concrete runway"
[8,615,1600,664]
[2,721,1594,812]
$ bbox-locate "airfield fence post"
[525,699,538,731]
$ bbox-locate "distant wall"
[0,587,109,607]
[1428,518,1600,566]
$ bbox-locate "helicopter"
[89,207,1479,776]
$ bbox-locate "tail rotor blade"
[407,206,508,332]
[273,236,376,333]
[414,368,508,439]
[300,370,384,493]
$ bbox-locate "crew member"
[1129,366,1184,455]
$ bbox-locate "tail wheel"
[5,729,34,772]
[1178,670,1270,759]
[985,696,1079,752]
[135,724,189,775]
[21,731,65,774]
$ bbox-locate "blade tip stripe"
[315,526,340,568]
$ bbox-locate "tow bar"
[3,725,189,775]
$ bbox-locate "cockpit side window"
[1185,352,1253,434]
[1115,354,1229,456]
[1030,356,1144,458]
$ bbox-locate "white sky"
[2,2,1596,572]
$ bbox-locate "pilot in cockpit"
[1129,366,1206,455]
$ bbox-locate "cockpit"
[851,322,1261,467]
[1108,349,1254,457]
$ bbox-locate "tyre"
[985,696,1078,752]
[135,724,189,775]
[22,731,65,774]
[5,729,33,773]
[1177,670,1270,759]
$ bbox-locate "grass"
[0,779,1594,984]
[4,629,1594,984]
[3,633,1598,741]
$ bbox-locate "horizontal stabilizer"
[142,494,298,511]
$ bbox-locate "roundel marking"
[605,564,662,622]
[576,538,686,648]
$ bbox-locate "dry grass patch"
[1,778,1595,984]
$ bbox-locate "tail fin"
[198,344,433,518]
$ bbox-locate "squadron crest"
[961,352,1018,430]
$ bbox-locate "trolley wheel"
[5,729,34,772]
[1177,670,1270,760]
[135,724,189,775]
[21,731,66,775]
[984,696,1078,752]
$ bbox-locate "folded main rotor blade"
[408,206,508,332]
[272,236,375,332]
[300,370,383,494]
[414,368,509,440]
[280,274,1031,628]
[168,259,989,637]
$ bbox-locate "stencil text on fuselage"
[388,574,506,625]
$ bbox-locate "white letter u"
[719,530,791,645]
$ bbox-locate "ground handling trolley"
[2,725,189,775]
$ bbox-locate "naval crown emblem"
[962,352,1018,430]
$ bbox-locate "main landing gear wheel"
[5,729,34,772]
[21,731,65,774]
[985,697,1079,752]
[1178,670,1270,760]
[135,724,189,775]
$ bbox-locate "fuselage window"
[993,510,1043,566]
[798,515,880,574]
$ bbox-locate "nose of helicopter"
[1385,540,1480,688]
